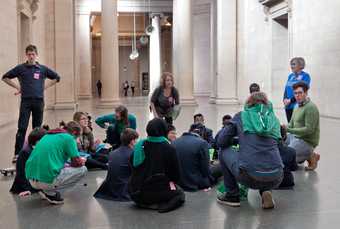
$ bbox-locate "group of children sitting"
[9,83,317,212]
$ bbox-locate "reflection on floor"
[0,97,339,229]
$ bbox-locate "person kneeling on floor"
[217,92,283,209]
[25,121,87,205]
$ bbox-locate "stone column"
[149,14,161,97]
[54,0,77,110]
[211,0,238,104]
[76,11,92,99]
[173,0,196,105]
[98,0,119,107]
[209,1,217,102]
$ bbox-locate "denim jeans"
[219,147,283,196]
[286,134,314,163]
[15,98,44,155]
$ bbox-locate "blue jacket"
[217,112,283,173]
[173,132,213,191]
[94,146,133,201]
[283,71,311,110]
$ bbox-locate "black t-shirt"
[2,62,60,99]
[150,86,180,116]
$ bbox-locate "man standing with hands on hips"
[2,44,60,163]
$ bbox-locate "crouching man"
[217,92,283,209]
[25,121,87,204]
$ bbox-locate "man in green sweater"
[285,82,320,170]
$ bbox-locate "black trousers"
[15,98,44,155]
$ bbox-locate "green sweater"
[287,99,320,147]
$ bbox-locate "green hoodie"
[241,103,281,140]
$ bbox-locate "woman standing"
[150,72,180,125]
[283,57,311,122]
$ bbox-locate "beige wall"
[0,0,19,127]
[237,0,340,119]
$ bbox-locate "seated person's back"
[94,128,139,201]
[173,124,212,191]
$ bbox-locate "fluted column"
[173,0,196,105]
[98,0,120,107]
[211,0,238,104]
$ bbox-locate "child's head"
[66,121,82,138]
[28,127,48,147]
[120,128,139,148]
[167,125,177,142]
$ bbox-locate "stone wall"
[0,0,19,127]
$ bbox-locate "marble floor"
[0,96,339,229]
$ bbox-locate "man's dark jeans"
[219,147,283,196]
[15,98,44,155]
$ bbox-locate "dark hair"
[249,83,260,94]
[115,105,129,126]
[194,113,203,120]
[59,120,66,129]
[25,44,38,54]
[120,128,139,146]
[246,92,269,107]
[28,127,47,147]
[160,72,174,88]
[65,121,82,137]
[292,81,309,92]
[222,115,232,121]
[42,124,50,131]
[146,118,168,137]
[167,124,176,133]
[189,123,206,138]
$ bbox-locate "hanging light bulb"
[129,11,139,60]
[145,0,154,35]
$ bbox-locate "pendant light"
[129,11,139,60]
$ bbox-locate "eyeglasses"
[294,91,304,95]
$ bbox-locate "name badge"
[33,73,40,80]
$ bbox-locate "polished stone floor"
[0,97,339,229]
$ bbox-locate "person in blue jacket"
[283,57,311,122]
[95,105,137,149]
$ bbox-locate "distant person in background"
[283,57,311,122]
[123,81,129,97]
[150,72,180,125]
[131,81,136,96]
[249,83,260,94]
[96,80,102,98]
